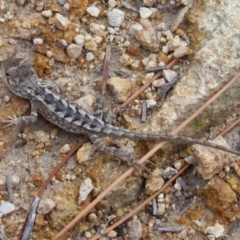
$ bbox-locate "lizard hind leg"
[89,134,150,172]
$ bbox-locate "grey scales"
[2,58,240,164]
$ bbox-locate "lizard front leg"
[3,100,38,128]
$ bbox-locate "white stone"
[87,6,100,17]
[139,7,152,18]
[157,203,166,215]
[78,178,94,204]
[143,0,155,7]
[107,9,125,27]
[86,52,95,61]
[162,69,177,82]
[204,222,225,238]
[152,78,165,88]
[54,13,69,31]
[163,30,173,40]
[146,99,157,108]
[162,45,169,54]
[0,201,15,215]
[89,23,106,33]
[37,198,56,214]
[73,34,85,46]
[67,43,82,59]
[42,10,53,18]
[173,46,193,58]
[60,39,68,47]
[59,144,70,154]
[108,0,117,8]
[33,38,43,45]
[76,142,97,163]
[128,23,143,36]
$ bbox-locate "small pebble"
[3,95,11,103]
[57,0,65,5]
[162,69,177,82]
[88,213,98,223]
[67,43,82,59]
[139,7,152,18]
[63,3,70,10]
[108,9,125,27]
[60,39,68,47]
[173,46,193,58]
[84,231,92,238]
[0,201,15,215]
[42,10,53,18]
[37,198,56,214]
[33,38,43,45]
[87,6,100,17]
[146,99,157,108]
[86,52,95,62]
[78,178,94,204]
[106,230,118,238]
[73,34,85,46]
[54,13,69,31]
[59,144,70,154]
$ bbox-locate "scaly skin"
[2,58,240,160]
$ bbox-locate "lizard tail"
[102,127,240,156]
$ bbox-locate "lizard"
[1,57,240,164]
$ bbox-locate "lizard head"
[2,58,37,99]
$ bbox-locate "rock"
[167,36,187,51]
[33,38,43,45]
[37,198,56,214]
[59,144,70,154]
[34,130,50,143]
[73,34,85,46]
[107,9,125,27]
[107,77,132,103]
[146,99,157,108]
[0,201,15,215]
[224,174,240,195]
[139,7,153,18]
[145,168,164,195]
[76,142,97,163]
[157,52,169,64]
[126,216,142,240]
[86,52,95,61]
[120,53,134,66]
[60,39,68,47]
[157,202,166,215]
[78,178,94,204]
[143,0,155,7]
[106,230,118,238]
[173,46,193,58]
[66,43,82,59]
[203,177,240,220]
[53,13,70,31]
[87,6,100,17]
[136,29,160,52]
[128,23,143,37]
[204,222,225,238]
[162,69,177,82]
[42,10,53,18]
[192,136,234,179]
